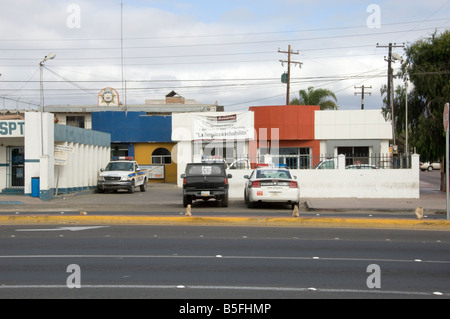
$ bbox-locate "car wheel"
[140,179,147,192]
[183,195,192,208]
[221,194,229,207]
[427,166,433,172]
[129,180,135,193]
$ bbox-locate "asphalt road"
[0,225,449,300]
[420,169,441,192]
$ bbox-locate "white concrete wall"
[24,112,54,197]
[173,112,254,187]
[22,112,111,199]
[54,142,110,194]
[223,154,420,200]
[315,110,392,140]
[175,141,193,187]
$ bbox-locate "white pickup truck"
[97,157,148,193]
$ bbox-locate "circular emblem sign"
[98,87,119,106]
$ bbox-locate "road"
[0,225,449,300]
[420,169,441,193]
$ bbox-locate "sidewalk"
[0,183,447,214]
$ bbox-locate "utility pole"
[354,85,372,110]
[279,45,302,105]
[376,42,404,147]
[120,1,126,112]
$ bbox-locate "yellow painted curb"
[0,215,449,230]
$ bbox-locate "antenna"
[121,2,127,112]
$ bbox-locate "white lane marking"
[0,284,446,297]
[0,254,448,264]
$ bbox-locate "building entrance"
[7,146,24,188]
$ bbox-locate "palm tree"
[290,86,338,110]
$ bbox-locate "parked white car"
[244,167,300,208]
[314,159,337,169]
[420,162,441,172]
[227,158,250,170]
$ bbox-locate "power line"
[0,71,389,85]
[0,17,447,43]
[0,26,444,52]
[0,45,376,62]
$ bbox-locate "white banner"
[142,165,165,179]
[193,113,253,140]
[54,151,68,166]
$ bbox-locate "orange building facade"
[249,105,321,169]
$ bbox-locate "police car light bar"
[112,156,134,161]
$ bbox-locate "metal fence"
[202,153,412,170]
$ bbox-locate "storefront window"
[259,147,311,169]
[66,116,85,128]
[111,144,129,158]
[152,148,172,165]
[337,146,369,166]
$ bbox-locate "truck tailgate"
[185,176,226,190]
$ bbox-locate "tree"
[382,30,450,190]
[290,86,338,110]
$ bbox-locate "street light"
[39,52,56,112]
[39,53,56,156]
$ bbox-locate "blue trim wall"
[91,112,172,143]
[55,124,111,146]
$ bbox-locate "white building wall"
[54,143,110,195]
[315,110,392,140]
[24,112,54,197]
[175,141,193,187]
[172,109,418,199]
[172,111,254,187]
[226,154,420,200]
[0,113,110,198]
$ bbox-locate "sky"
[0,0,449,112]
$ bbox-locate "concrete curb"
[304,200,446,214]
[1,215,449,230]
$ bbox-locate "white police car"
[244,166,300,208]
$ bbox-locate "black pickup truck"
[181,163,232,207]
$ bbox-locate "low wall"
[224,154,420,200]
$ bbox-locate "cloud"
[0,0,448,111]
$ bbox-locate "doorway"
[7,146,25,188]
